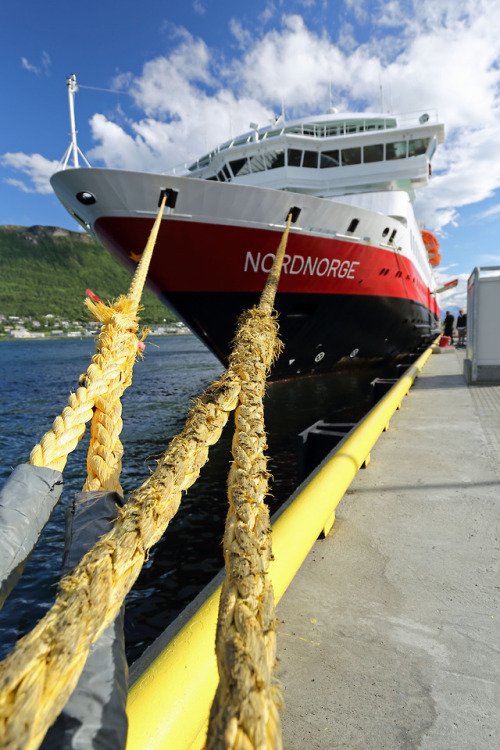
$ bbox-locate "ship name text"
[244,252,360,279]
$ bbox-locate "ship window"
[386,141,407,160]
[341,147,362,166]
[206,176,218,181]
[265,149,285,170]
[303,150,319,168]
[222,164,231,181]
[217,170,226,182]
[248,153,267,173]
[389,229,397,242]
[382,227,390,237]
[320,150,340,168]
[363,144,384,163]
[230,157,251,176]
[408,138,430,156]
[347,218,360,233]
[287,149,302,167]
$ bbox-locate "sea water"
[0,336,380,662]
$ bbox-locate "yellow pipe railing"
[126,343,435,750]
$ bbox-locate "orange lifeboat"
[421,230,441,267]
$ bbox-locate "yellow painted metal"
[126,343,434,750]
[125,587,220,750]
[322,510,336,537]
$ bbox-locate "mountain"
[0,225,176,324]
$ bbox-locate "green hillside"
[0,225,176,324]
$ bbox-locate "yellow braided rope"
[29,193,167,475]
[80,296,139,494]
[0,212,292,750]
[206,214,292,749]
[0,340,246,749]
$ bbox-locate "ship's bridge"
[170,111,445,200]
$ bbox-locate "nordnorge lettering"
[244,251,360,279]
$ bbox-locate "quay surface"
[277,346,499,749]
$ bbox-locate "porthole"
[76,191,96,205]
[347,218,360,233]
[349,348,359,358]
[314,352,325,362]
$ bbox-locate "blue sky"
[2,0,500,311]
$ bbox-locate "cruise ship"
[51,89,445,379]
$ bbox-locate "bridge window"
[408,138,430,156]
[247,153,267,173]
[320,150,340,168]
[303,150,319,168]
[230,157,251,176]
[386,141,407,160]
[341,147,362,166]
[287,149,303,167]
[363,144,384,163]
[265,149,285,169]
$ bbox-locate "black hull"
[162,290,439,380]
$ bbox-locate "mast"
[60,74,91,169]
[67,74,79,168]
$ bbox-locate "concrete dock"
[277,347,500,749]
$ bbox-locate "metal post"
[67,74,79,168]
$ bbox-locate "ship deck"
[277,346,500,749]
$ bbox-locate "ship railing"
[164,109,440,177]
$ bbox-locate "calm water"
[0,336,382,663]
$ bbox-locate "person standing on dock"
[444,310,455,345]
[456,309,467,347]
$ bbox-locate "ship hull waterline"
[51,169,441,381]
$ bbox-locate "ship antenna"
[61,74,91,170]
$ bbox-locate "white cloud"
[21,57,39,75]
[21,51,51,76]
[229,18,254,49]
[193,0,205,14]
[1,153,60,193]
[476,203,500,221]
[5,0,500,245]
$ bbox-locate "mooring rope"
[206,214,292,750]
[0,213,293,750]
[29,192,167,477]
